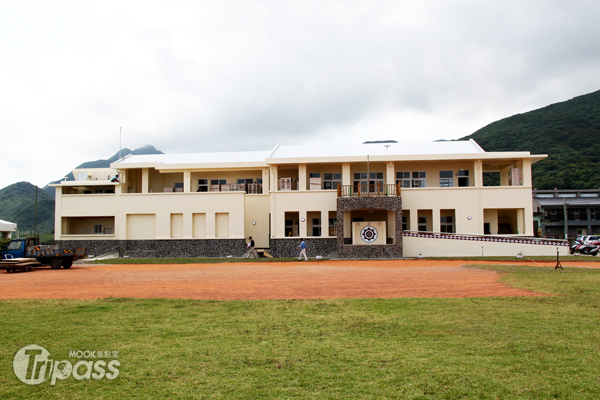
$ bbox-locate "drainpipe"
[564,198,568,240]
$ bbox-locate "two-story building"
[53,140,568,258]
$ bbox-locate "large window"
[324,173,342,190]
[440,216,454,233]
[397,171,426,188]
[418,216,427,231]
[198,179,209,192]
[439,171,454,187]
[458,170,470,187]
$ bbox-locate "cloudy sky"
[1,0,600,190]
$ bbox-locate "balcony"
[337,183,401,197]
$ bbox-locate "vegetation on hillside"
[0,182,55,237]
[461,89,600,189]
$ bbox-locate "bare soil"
[2,258,592,300]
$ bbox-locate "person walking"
[298,238,307,261]
[245,236,258,259]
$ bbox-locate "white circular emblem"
[360,226,378,243]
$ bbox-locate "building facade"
[53,140,567,258]
[533,189,600,239]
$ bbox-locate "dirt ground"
[2,258,596,300]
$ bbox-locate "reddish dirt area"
[2,258,592,300]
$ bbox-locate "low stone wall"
[56,239,246,258]
[337,244,402,259]
[270,238,337,258]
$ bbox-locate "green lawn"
[1,265,599,399]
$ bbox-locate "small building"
[51,140,568,257]
[533,189,600,239]
[0,219,17,239]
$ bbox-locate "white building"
[52,140,568,258]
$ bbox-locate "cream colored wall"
[244,194,270,247]
[394,161,475,187]
[403,236,568,257]
[127,214,156,239]
[401,186,534,236]
[215,213,229,237]
[272,191,337,238]
[352,221,386,245]
[56,191,247,240]
[192,213,206,238]
[171,214,183,238]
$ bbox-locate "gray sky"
[1,0,600,190]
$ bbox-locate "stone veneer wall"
[57,239,246,258]
[336,196,403,258]
[270,238,337,258]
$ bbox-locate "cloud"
[1,0,600,189]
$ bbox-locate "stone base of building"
[337,244,403,258]
[270,238,337,258]
[56,239,246,258]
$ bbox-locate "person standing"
[298,238,307,261]
[245,236,258,259]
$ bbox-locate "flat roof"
[109,139,546,169]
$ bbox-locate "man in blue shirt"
[298,238,307,261]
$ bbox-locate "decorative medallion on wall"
[360,225,378,243]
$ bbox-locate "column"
[270,165,278,192]
[300,210,307,237]
[298,164,307,191]
[474,159,483,188]
[262,168,270,192]
[142,168,149,193]
[432,209,441,233]
[342,163,351,186]
[184,171,191,193]
[386,161,395,185]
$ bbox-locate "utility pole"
[34,186,38,237]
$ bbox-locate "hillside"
[461,90,600,189]
[44,145,163,197]
[0,182,54,236]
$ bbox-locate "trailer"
[1,237,86,271]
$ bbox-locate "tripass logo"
[13,344,120,385]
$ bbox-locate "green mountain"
[43,145,163,197]
[460,90,600,189]
[0,182,54,236]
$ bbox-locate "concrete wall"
[402,233,568,257]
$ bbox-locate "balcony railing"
[337,183,401,197]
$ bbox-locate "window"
[557,193,576,198]
[458,170,470,187]
[581,193,599,197]
[397,171,426,188]
[535,193,555,198]
[211,179,227,185]
[440,216,454,233]
[94,224,103,234]
[324,173,342,190]
[369,172,384,190]
[237,178,253,184]
[329,217,337,236]
[197,179,208,192]
[418,216,427,232]
[312,218,321,236]
[402,216,408,231]
[439,171,454,187]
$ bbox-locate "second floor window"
[397,171,426,188]
[439,171,454,187]
[324,173,342,189]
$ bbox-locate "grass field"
[1,264,599,399]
